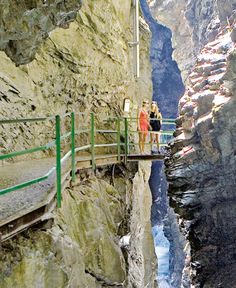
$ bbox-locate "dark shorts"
[150,120,161,132]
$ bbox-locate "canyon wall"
[0,0,152,157]
[140,0,185,118]
[0,1,156,287]
[146,1,236,286]
[0,0,82,65]
[149,0,236,80]
[166,26,236,287]
[0,163,156,288]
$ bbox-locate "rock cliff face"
[0,163,156,287]
[148,0,236,80]
[149,161,185,287]
[0,0,151,156]
[0,1,156,287]
[140,0,185,118]
[0,0,82,65]
[0,165,156,288]
[166,26,236,287]
[128,162,157,287]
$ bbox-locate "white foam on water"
[158,278,171,288]
[152,225,171,282]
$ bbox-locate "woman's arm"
[147,111,152,130]
[137,109,141,131]
[159,112,163,124]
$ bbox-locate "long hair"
[151,103,159,116]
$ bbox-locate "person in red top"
[137,100,151,154]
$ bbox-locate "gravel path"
[0,158,55,221]
[0,154,118,223]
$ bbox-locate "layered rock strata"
[166,26,236,287]
[0,163,156,288]
[0,0,152,158]
[140,0,185,118]
[148,0,236,80]
[0,1,156,287]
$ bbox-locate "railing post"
[71,112,76,182]
[56,115,62,208]
[117,118,121,162]
[124,117,128,165]
[90,112,96,170]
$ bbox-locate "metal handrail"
[96,129,118,134]
[0,112,176,208]
[0,117,49,124]
[95,143,118,148]
[75,145,91,152]
[0,112,74,124]
[128,130,174,135]
[126,117,176,122]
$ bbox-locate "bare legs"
[139,132,147,154]
[150,132,160,152]
[156,133,160,151]
[138,132,142,153]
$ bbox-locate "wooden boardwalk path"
[0,153,164,242]
[0,113,174,242]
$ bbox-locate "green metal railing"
[0,113,175,208]
[55,115,62,208]
[90,113,95,170]
[71,112,76,182]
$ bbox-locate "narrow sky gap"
[140,0,185,118]
[140,1,186,286]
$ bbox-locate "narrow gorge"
[149,0,236,287]
[0,1,156,287]
[166,22,236,288]
[0,1,236,288]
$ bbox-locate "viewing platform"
[127,153,164,161]
[0,113,175,242]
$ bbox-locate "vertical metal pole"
[124,117,128,165]
[71,112,76,182]
[117,118,121,163]
[56,115,62,208]
[90,112,96,170]
[134,0,140,78]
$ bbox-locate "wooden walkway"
[0,153,164,242]
[127,154,164,161]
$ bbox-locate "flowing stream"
[139,1,186,286]
[149,161,172,287]
[152,225,171,287]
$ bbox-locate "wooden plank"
[0,170,71,241]
[127,154,164,161]
[0,153,159,242]
[0,155,120,241]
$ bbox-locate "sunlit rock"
[166,24,236,287]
